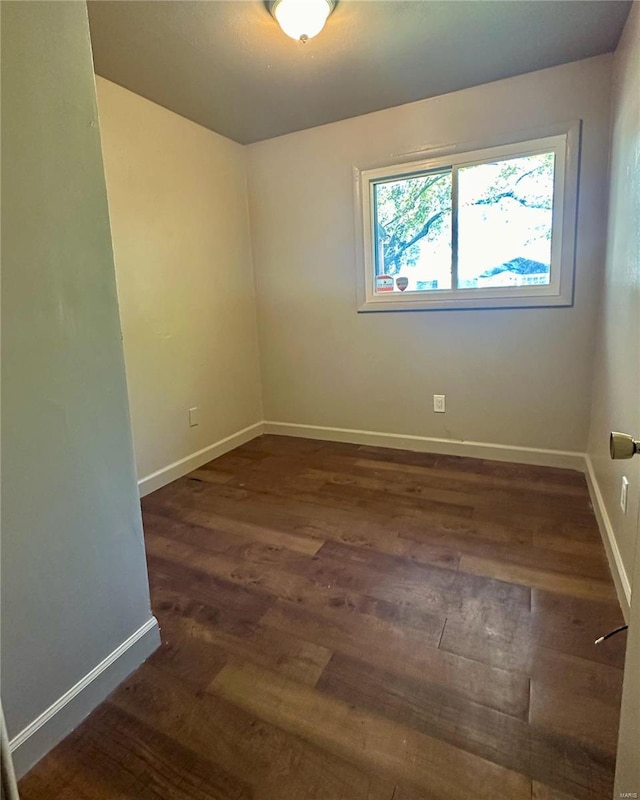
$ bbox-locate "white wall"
[247,56,612,454]
[1,1,159,776]
[587,4,640,598]
[96,78,263,489]
[586,4,639,791]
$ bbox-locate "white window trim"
[353,121,581,312]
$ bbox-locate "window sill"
[357,288,573,312]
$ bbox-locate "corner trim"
[138,421,265,497]
[263,420,586,471]
[9,617,160,778]
[584,454,632,620]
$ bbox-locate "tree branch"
[474,191,550,210]
[386,210,445,273]
[382,162,550,273]
[384,174,448,230]
[514,165,544,186]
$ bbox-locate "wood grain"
[459,554,617,602]
[317,651,616,799]
[210,659,531,800]
[19,435,626,800]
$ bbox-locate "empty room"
[2,1,639,798]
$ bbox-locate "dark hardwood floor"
[19,435,627,799]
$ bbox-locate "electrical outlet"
[433,394,446,413]
[189,407,199,428]
[620,476,629,514]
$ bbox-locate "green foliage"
[374,153,554,276]
[375,171,451,276]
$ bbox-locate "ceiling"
[87,0,631,145]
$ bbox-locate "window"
[355,123,580,311]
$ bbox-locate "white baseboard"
[138,421,265,497]
[263,420,586,472]
[9,424,628,782]
[9,617,160,779]
[584,455,632,620]
[265,421,631,617]
[136,418,629,612]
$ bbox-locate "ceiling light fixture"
[269,0,335,43]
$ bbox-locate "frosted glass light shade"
[271,0,335,42]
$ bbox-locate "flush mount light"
[269,0,335,43]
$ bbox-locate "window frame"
[354,121,581,312]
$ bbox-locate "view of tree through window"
[372,152,555,293]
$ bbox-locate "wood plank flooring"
[19,435,627,799]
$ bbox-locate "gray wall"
[95,77,263,487]
[593,1,640,794]
[1,0,157,764]
[247,56,612,453]
[588,1,640,601]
